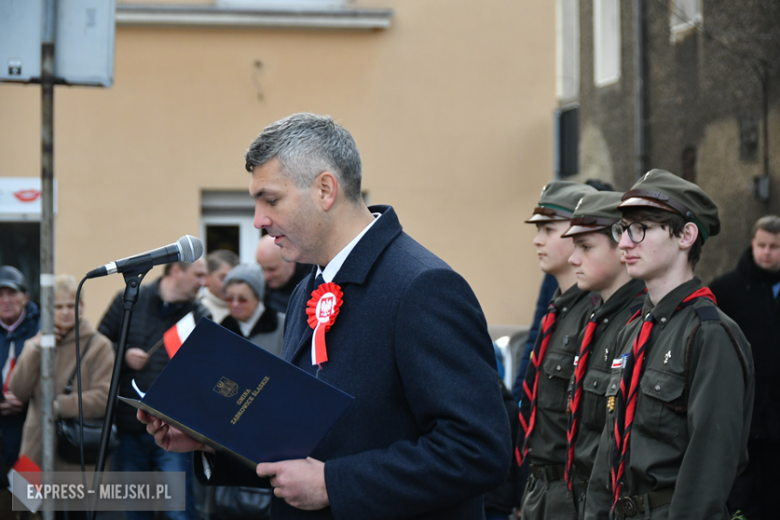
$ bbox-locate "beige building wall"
[0,0,556,327]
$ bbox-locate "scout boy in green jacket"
[585,169,754,520]
[517,180,596,520]
[560,191,646,518]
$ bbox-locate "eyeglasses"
[611,222,655,243]
[224,295,252,304]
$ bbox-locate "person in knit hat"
[220,264,284,358]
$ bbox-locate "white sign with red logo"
[0,177,57,216]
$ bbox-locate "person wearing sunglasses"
[585,169,754,520]
[220,264,284,358]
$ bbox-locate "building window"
[201,191,260,265]
[557,0,580,102]
[0,222,40,306]
[670,0,702,43]
[555,104,580,178]
[593,0,621,87]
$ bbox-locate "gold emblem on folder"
[213,377,238,397]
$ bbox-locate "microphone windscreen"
[178,235,204,263]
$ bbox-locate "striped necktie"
[516,303,558,466]
[565,314,598,490]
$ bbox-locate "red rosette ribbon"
[306,282,343,367]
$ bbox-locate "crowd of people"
[0,112,778,520]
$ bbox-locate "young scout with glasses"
[516,180,597,520]
[584,169,755,520]
[560,191,647,518]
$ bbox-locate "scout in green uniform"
[584,169,755,520]
[517,181,597,520]
[560,191,646,518]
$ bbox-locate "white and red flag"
[7,454,42,513]
[162,312,196,358]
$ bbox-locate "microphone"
[86,236,204,279]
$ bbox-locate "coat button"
[556,365,562,371]
[660,317,667,324]
[563,307,568,312]
[593,381,598,387]
[563,336,569,345]
[655,384,661,392]
[603,318,609,324]
[611,384,617,390]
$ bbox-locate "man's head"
[162,258,208,302]
[255,235,296,289]
[526,181,597,278]
[246,113,364,265]
[613,169,720,279]
[563,191,628,295]
[0,265,29,326]
[206,249,240,298]
[751,215,780,272]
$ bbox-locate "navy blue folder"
[119,318,353,469]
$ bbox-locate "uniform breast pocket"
[636,368,686,442]
[538,350,576,411]
[582,368,612,431]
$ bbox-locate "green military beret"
[617,169,720,242]
[561,191,624,238]
[525,181,597,224]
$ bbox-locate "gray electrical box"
[0,0,115,87]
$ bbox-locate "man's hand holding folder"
[137,409,214,454]
[139,408,330,510]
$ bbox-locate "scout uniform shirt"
[568,279,645,502]
[584,278,754,520]
[524,284,594,466]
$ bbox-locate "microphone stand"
[88,268,149,520]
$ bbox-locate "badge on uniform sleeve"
[307,282,343,367]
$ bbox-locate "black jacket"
[0,301,39,469]
[710,247,780,439]
[98,279,210,433]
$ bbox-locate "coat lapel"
[286,205,402,365]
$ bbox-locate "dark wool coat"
[711,247,780,439]
[0,301,39,470]
[197,205,512,520]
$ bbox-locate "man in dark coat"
[0,266,39,520]
[140,112,512,520]
[710,215,780,520]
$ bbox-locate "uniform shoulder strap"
[688,301,749,390]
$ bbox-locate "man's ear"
[170,262,184,277]
[679,222,699,250]
[314,172,339,211]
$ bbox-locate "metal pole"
[633,0,646,178]
[40,2,57,519]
